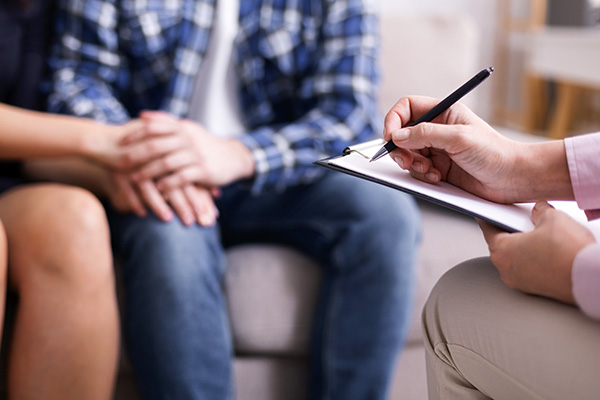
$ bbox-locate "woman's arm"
[0,103,142,167]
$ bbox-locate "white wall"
[377,0,499,120]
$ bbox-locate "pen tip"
[487,67,494,74]
[370,150,385,162]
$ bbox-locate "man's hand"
[162,184,219,226]
[119,111,255,190]
[478,201,596,304]
[106,173,218,226]
[384,96,574,204]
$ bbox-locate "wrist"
[520,141,574,201]
[79,121,110,161]
[228,139,256,181]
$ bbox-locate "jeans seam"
[322,238,345,400]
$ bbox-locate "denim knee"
[113,215,227,295]
[326,176,421,264]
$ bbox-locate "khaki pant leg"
[422,257,600,400]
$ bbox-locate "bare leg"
[0,184,119,400]
[0,222,7,344]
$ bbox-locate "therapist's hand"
[383,96,573,203]
[478,201,595,304]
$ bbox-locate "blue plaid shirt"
[47,0,382,194]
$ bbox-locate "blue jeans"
[106,172,421,400]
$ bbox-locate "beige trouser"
[423,257,600,400]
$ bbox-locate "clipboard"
[315,139,589,233]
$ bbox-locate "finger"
[408,167,442,184]
[211,187,222,198]
[476,218,511,247]
[157,166,204,191]
[144,119,179,135]
[531,200,556,227]
[118,119,147,145]
[183,185,218,226]
[390,122,467,153]
[408,151,442,183]
[384,96,443,138]
[121,136,187,168]
[114,173,147,217]
[131,151,196,181]
[389,148,414,169]
[136,179,174,222]
[139,110,177,122]
[407,151,433,174]
[166,187,195,226]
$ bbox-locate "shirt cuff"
[572,243,600,321]
[564,133,600,211]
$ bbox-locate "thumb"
[531,200,555,227]
[118,119,147,146]
[139,110,175,122]
[391,122,465,152]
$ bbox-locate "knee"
[345,188,421,270]
[20,185,108,243]
[348,185,421,247]
[427,257,497,307]
[12,185,113,287]
[423,257,495,340]
[375,192,422,246]
[119,220,225,289]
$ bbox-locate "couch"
[114,12,492,400]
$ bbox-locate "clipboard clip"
[343,138,386,159]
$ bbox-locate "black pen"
[370,67,494,162]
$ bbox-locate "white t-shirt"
[187,0,245,138]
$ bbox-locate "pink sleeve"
[572,244,600,320]
[564,133,600,319]
[564,133,600,213]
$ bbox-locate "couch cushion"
[225,244,321,356]
[234,356,308,400]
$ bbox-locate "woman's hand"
[84,119,146,168]
[384,96,573,203]
[479,201,596,303]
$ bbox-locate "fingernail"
[393,155,405,169]
[413,162,424,173]
[426,172,439,182]
[392,128,410,141]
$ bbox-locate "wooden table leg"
[549,81,579,139]
[523,74,548,134]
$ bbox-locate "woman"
[384,95,600,399]
[0,0,143,397]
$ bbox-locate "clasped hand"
[96,111,254,226]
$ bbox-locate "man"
[44,0,421,398]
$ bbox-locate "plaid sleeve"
[238,0,381,195]
[46,0,130,123]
